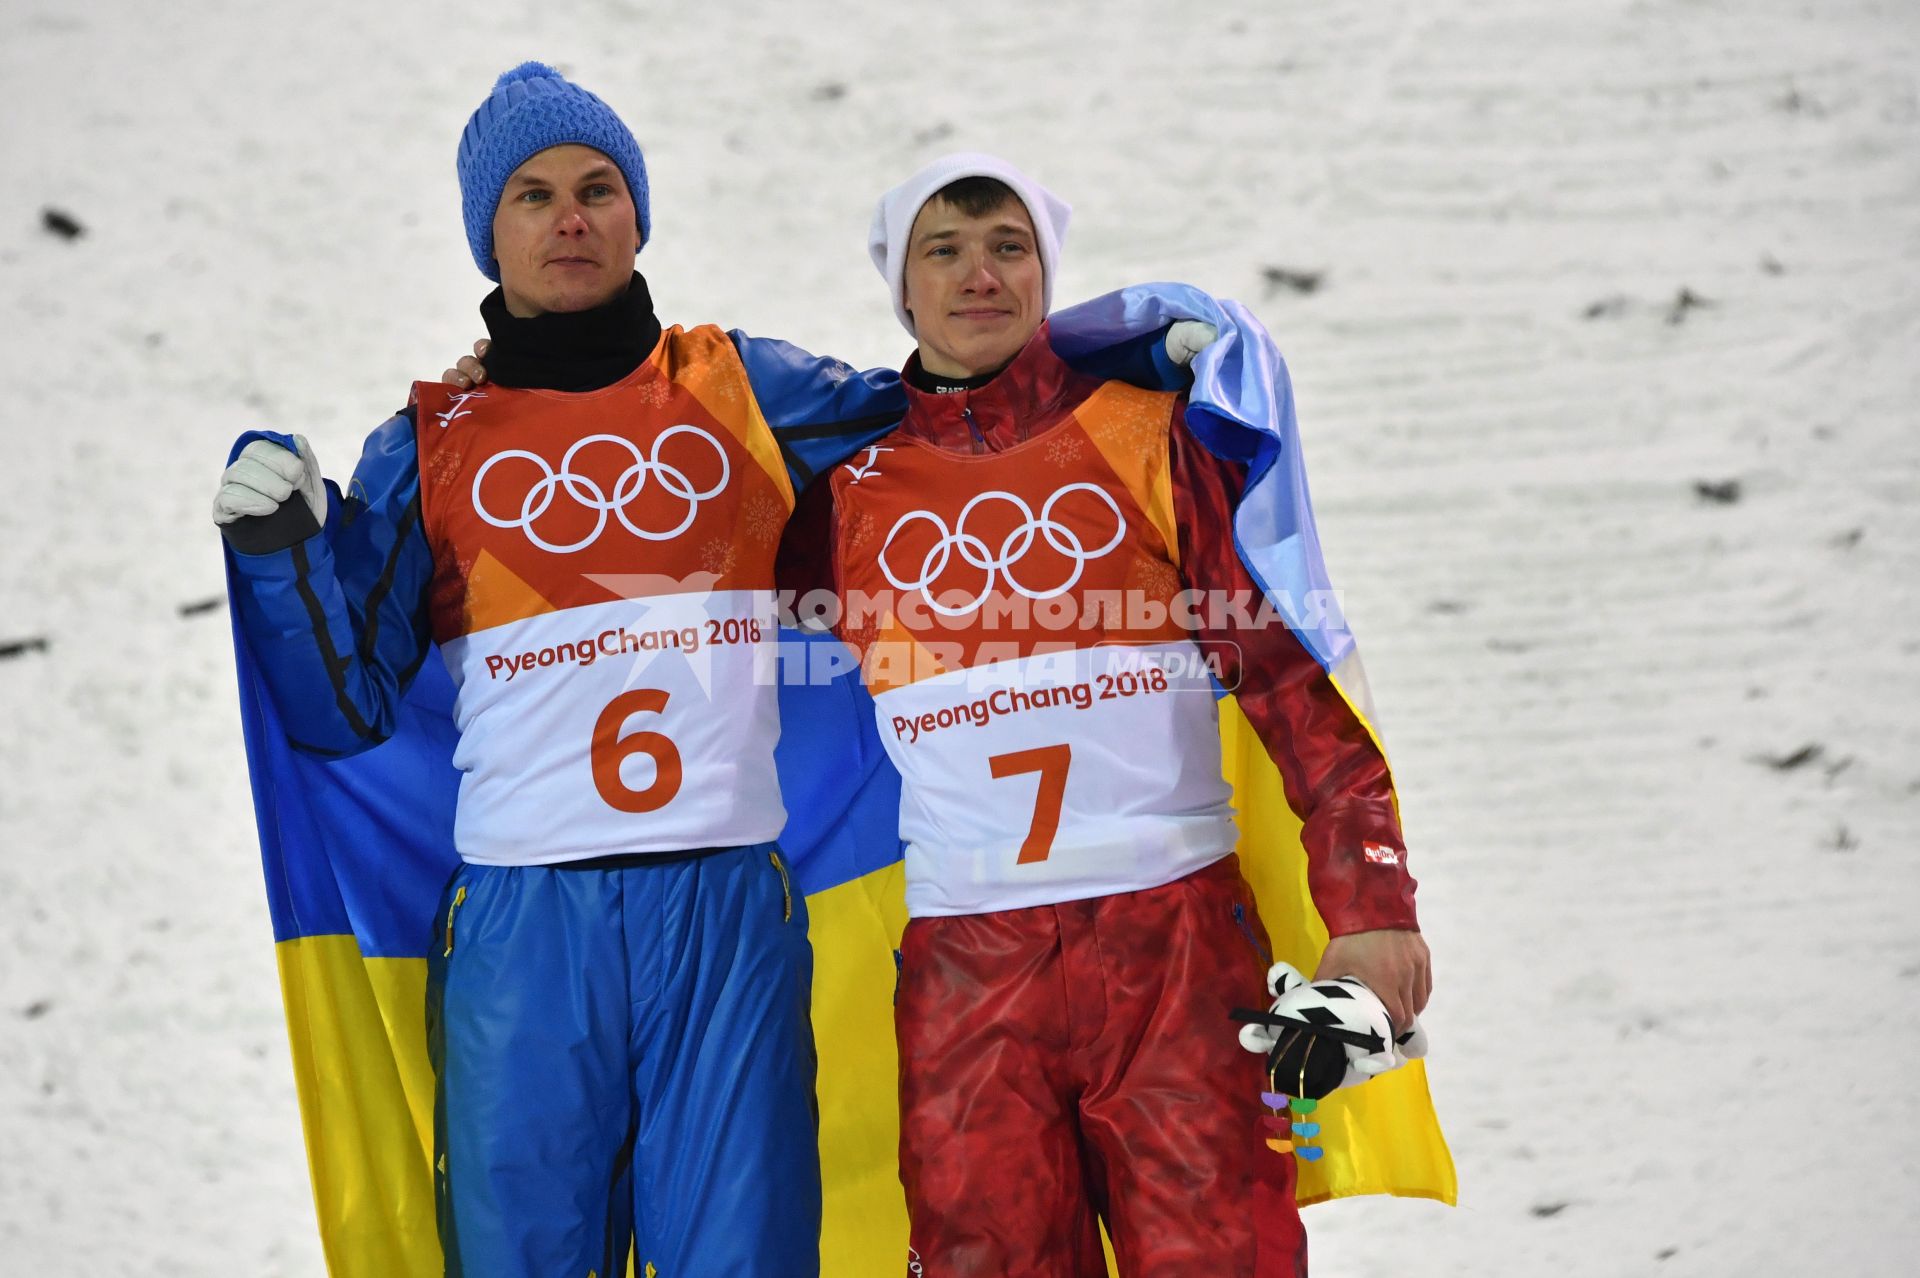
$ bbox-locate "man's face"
[492,144,640,317]
[901,195,1044,379]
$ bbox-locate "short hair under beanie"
[456,61,651,281]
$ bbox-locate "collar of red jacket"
[899,320,1104,453]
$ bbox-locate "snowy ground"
[2,1,1917,1274]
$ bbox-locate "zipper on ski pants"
[442,885,467,957]
[1233,900,1271,965]
[770,851,792,923]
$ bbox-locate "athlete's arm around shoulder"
[218,409,435,758]
[727,331,907,493]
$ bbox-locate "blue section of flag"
[231,584,461,952]
[770,629,906,897]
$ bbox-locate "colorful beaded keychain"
[1257,1027,1324,1163]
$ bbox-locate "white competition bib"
[875,642,1237,916]
[440,591,784,865]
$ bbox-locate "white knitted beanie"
[867,152,1071,337]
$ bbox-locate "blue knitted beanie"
[457,61,651,281]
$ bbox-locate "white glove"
[213,436,325,527]
[1238,960,1429,1093]
[1164,320,1219,367]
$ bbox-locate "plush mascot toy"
[1231,962,1431,1164]
[1233,962,1430,1101]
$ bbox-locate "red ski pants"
[896,854,1307,1277]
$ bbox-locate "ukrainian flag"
[227,286,1453,1276]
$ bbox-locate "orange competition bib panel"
[412,326,795,864]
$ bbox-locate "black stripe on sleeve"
[359,491,424,665]
[221,500,321,556]
[769,410,903,445]
[290,540,382,745]
[773,411,905,494]
[284,734,350,760]
[782,445,818,493]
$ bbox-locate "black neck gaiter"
[478,273,664,392]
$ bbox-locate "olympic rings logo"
[471,429,730,554]
[878,484,1126,617]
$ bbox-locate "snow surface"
[3,1,1917,1274]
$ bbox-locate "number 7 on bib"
[988,744,1072,865]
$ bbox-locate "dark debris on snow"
[0,636,50,660]
[1754,742,1823,771]
[1666,287,1712,325]
[1261,266,1323,297]
[41,207,84,240]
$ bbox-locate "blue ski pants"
[427,842,820,1277]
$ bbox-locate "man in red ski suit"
[785,154,1433,1277]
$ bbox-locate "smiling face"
[901,192,1045,379]
[491,144,641,317]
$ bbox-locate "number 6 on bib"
[591,689,683,813]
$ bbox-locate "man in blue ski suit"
[212,62,911,1276]
[216,62,1191,1276]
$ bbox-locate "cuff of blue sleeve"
[220,501,321,556]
